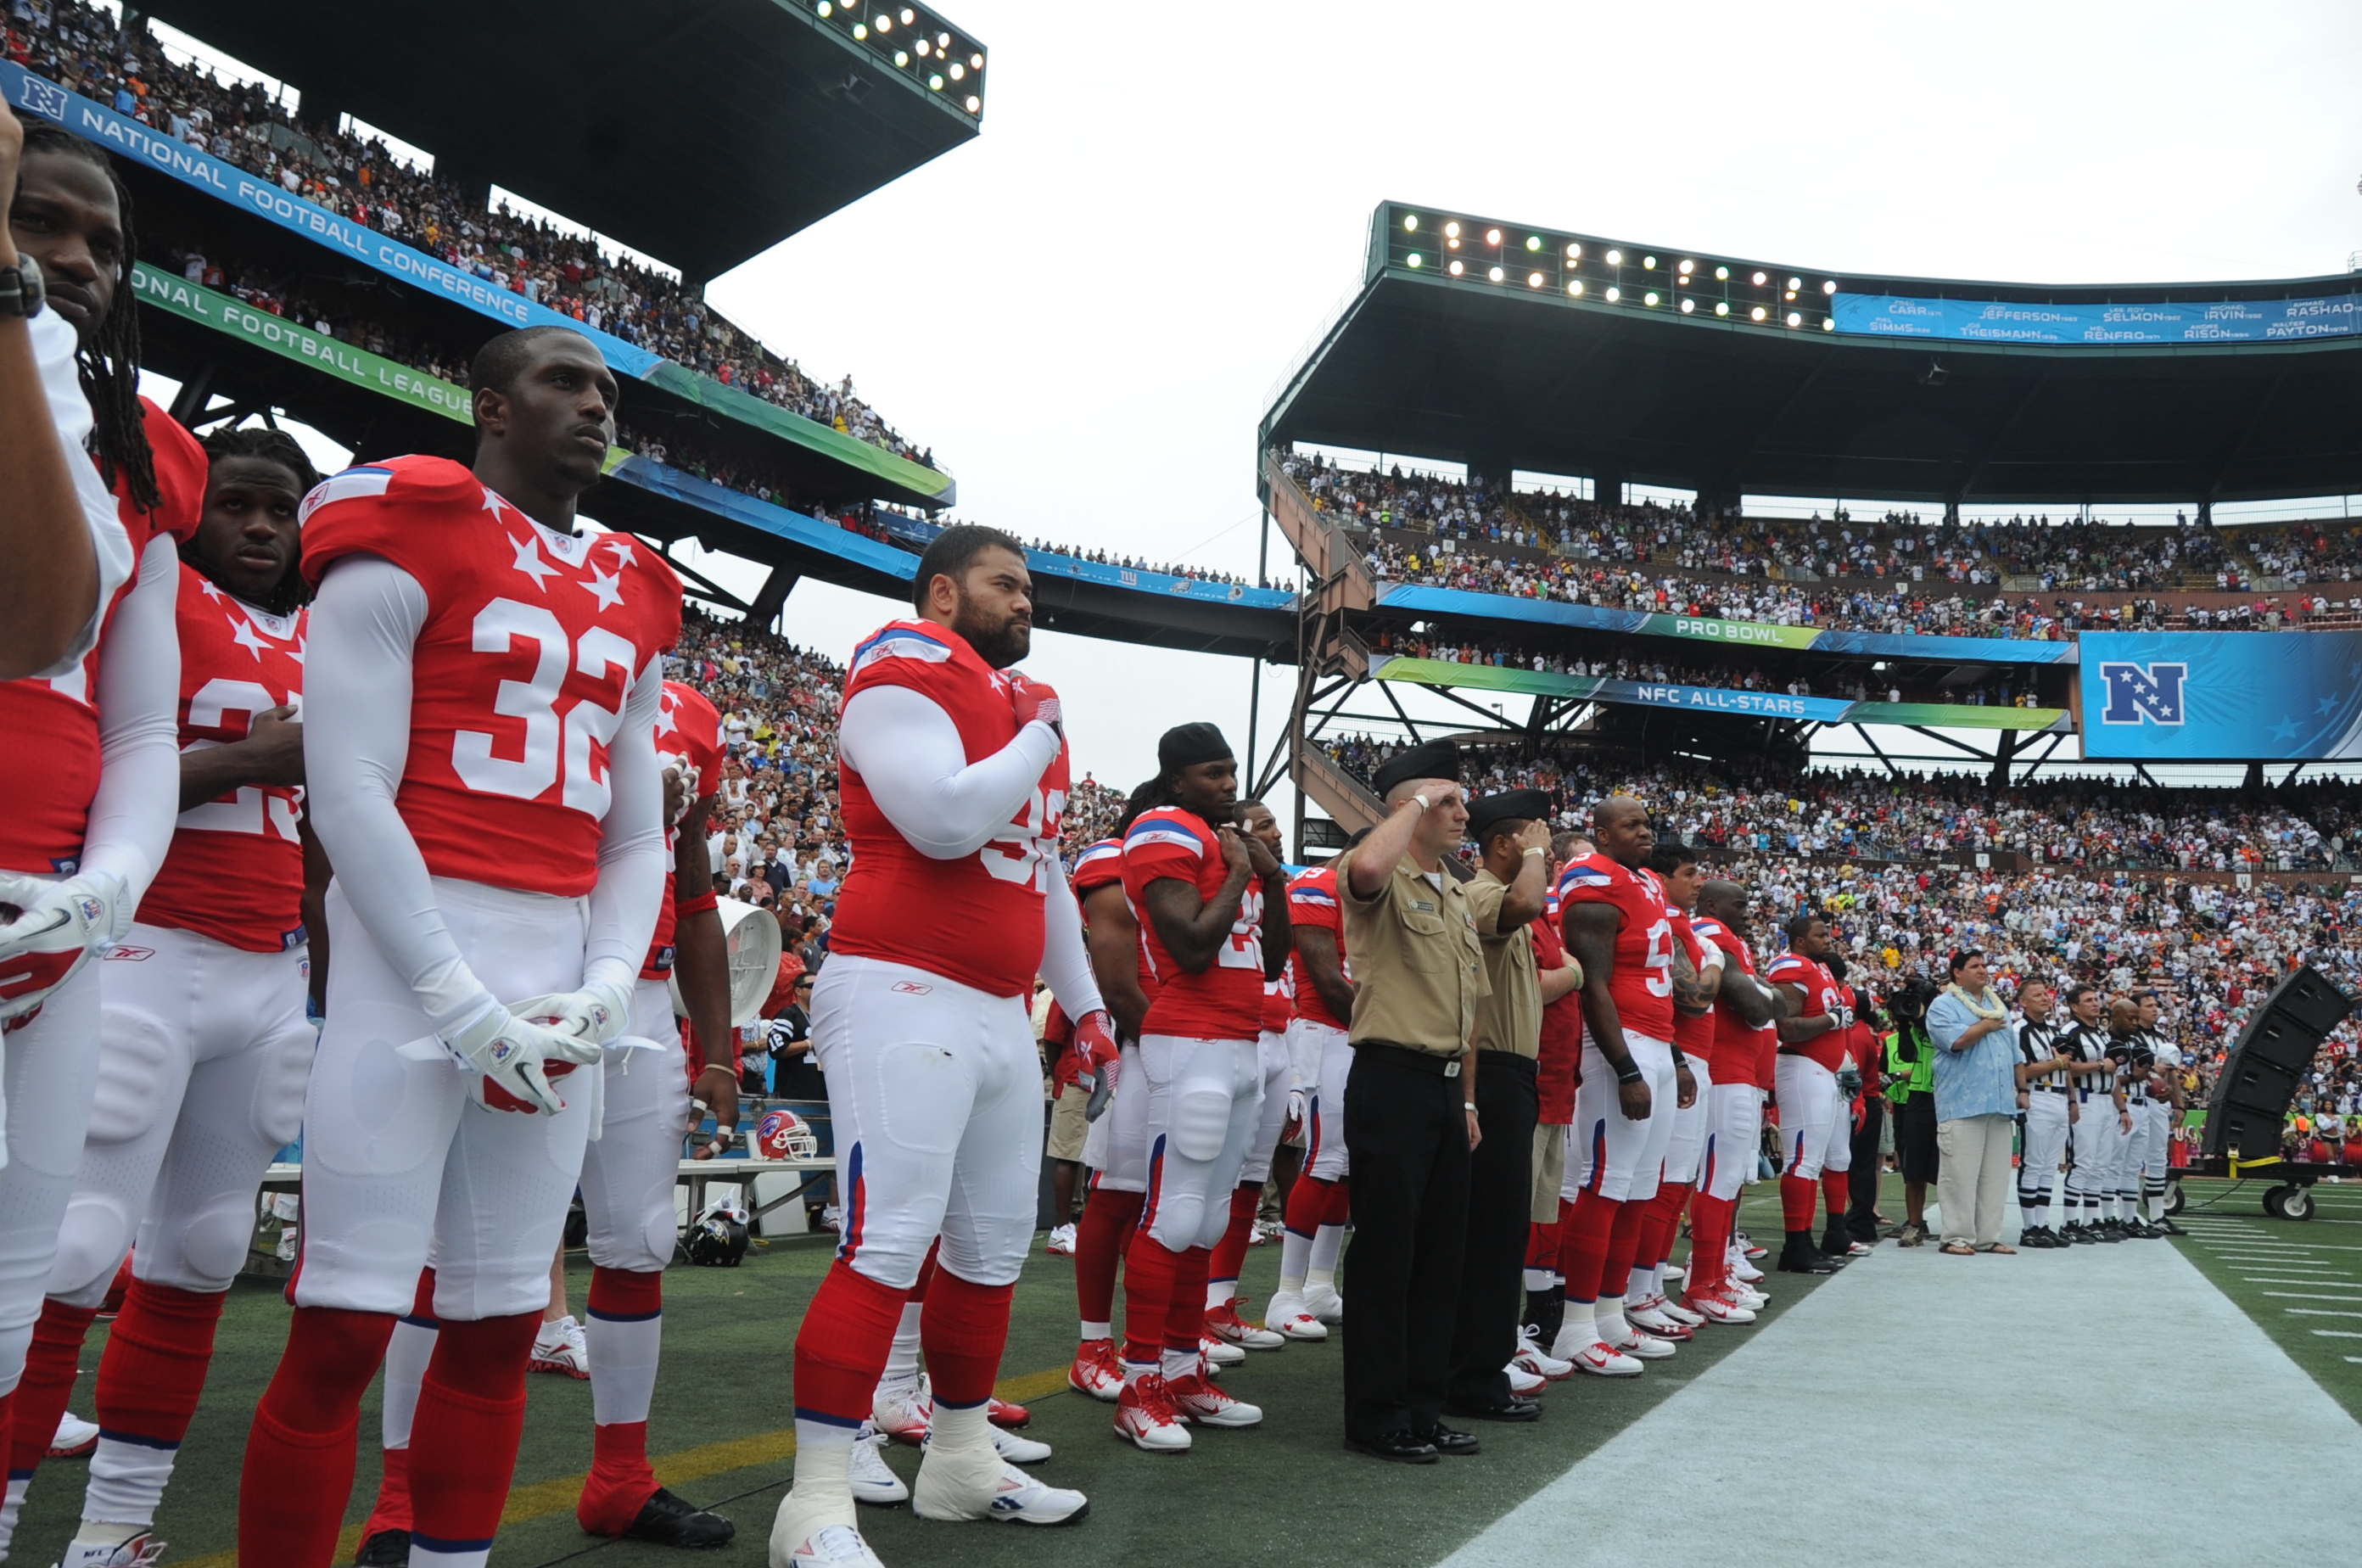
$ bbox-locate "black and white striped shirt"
[2018,1019,2072,1093]
[2061,1022,2113,1100]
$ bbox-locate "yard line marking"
[2310,1329,2362,1339]
[2264,1291,2362,1302]
[2285,1308,2362,1319]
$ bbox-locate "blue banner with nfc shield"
[1834,292,2362,346]
[2078,631,2362,759]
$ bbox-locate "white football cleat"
[1661,1261,1686,1284]
[1625,1302,1693,1341]
[1730,1257,1766,1285]
[1301,1283,1345,1324]
[1068,1338,1123,1401]
[991,1425,1053,1464]
[1205,1297,1285,1350]
[1687,1293,1757,1324]
[1044,1224,1077,1257]
[1602,1324,1676,1360]
[1513,1333,1574,1380]
[1166,1371,1262,1427]
[50,1409,99,1458]
[1504,1362,1547,1396]
[1724,1284,1769,1310]
[970,1460,1089,1526]
[1735,1229,1767,1259]
[1113,1375,1192,1453]
[849,1425,909,1506]
[1200,1334,1245,1368]
[1566,1338,1645,1377]
[529,1314,590,1379]
[1262,1290,1327,1341]
[776,1521,887,1568]
[1652,1296,1706,1329]
[874,1375,932,1445]
[56,1533,166,1567]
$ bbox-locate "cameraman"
[1883,977,1941,1246]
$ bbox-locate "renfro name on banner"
[1833,290,2362,346]
[2078,631,2362,760]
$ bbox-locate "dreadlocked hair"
[1118,776,1166,835]
[192,426,320,616]
[19,124,155,512]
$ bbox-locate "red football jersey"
[1073,836,1156,1001]
[0,400,206,876]
[1261,972,1295,1037]
[1531,911,1581,1123]
[1556,854,1676,1044]
[1666,905,1714,1066]
[1124,806,1263,1041]
[1697,916,1775,1089]
[1766,949,1850,1072]
[138,565,307,951]
[831,619,1066,999]
[299,456,684,899]
[641,680,726,979]
[1285,865,1351,1030]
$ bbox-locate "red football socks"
[1120,1236,1184,1369]
[576,1267,665,1536]
[93,1280,224,1448]
[1557,1190,1621,1303]
[238,1305,398,1566]
[407,1313,538,1557]
[1598,1191,1648,1301]
[1687,1194,1733,1300]
[792,1261,906,1423]
[1641,1181,1692,1272]
[1323,1179,1352,1226]
[921,1268,1015,1408]
[1073,1187,1142,1324]
[1780,1172,1818,1232]
[1822,1171,1850,1226]
[1162,1246,1212,1356]
[1282,1171,1329,1240]
[1206,1184,1261,1291]
[360,1268,437,1541]
[9,1297,100,1477]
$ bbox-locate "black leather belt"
[1355,1039,1463,1078]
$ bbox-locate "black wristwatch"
[0,255,44,319]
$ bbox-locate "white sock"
[383,1314,437,1448]
[787,1417,859,1517]
[410,1542,490,1568]
[880,1301,923,1389]
[1552,1299,1595,1357]
[70,1521,147,1549]
[1523,1267,1553,1293]
[83,1435,176,1534]
[1595,1298,1630,1342]
[1206,1278,1235,1309]
[1160,1347,1197,1381]
[929,1398,991,1455]
[1079,1318,1111,1341]
[1276,1229,1313,1295]
[586,1297,662,1427]
[1309,1222,1346,1280]
[1122,1355,1155,1391]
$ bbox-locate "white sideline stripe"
[2285,1308,2362,1319]
[2265,1291,2362,1302]
[1435,1235,2362,1568]
[2313,1330,2362,1339]
[2245,1279,2357,1287]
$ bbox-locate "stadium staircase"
[1265,452,1385,838]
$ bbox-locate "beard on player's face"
[953,586,1032,669]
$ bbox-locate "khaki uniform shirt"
[1465,867,1541,1059]
[1337,848,1489,1057]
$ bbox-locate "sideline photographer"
[1883,977,1941,1246]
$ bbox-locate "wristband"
[1464,1101,1479,1113]
[1616,1067,1644,1085]
[1522,845,1545,857]
[1409,792,1431,812]
[674,888,720,917]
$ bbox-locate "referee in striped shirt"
[2012,979,2075,1248]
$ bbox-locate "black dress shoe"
[2161,1219,2188,1235]
[618,1487,736,1548]
[1777,1243,1839,1275]
[1442,1397,1542,1423]
[1346,1429,1439,1464]
[2065,1224,2096,1245]
[355,1530,410,1567]
[1419,1423,1483,1456]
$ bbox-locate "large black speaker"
[2204,966,2354,1162]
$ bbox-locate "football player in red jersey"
[1766,911,1856,1275]
[0,430,316,1568]
[1204,799,1295,1353]
[1551,798,1696,1375]
[1110,724,1289,1453]
[0,122,201,1560]
[1519,832,1588,1361]
[1064,820,1151,1401]
[770,525,1107,1568]
[1686,880,1788,1322]
[1265,834,1359,1341]
[234,326,683,1568]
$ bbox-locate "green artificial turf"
[12,1184,1830,1567]
[2169,1176,2362,1424]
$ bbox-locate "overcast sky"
[154,1,2362,801]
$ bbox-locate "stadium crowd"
[8,1,940,466]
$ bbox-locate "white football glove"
[1829,1004,1855,1031]
[506,977,635,1047]
[439,998,604,1116]
[0,871,129,1022]
[1286,1087,1308,1125]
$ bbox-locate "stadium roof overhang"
[1262,202,2362,507]
[141,0,986,281]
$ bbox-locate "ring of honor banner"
[2078,632,2362,759]
[1834,291,2361,346]
[1373,657,2070,732]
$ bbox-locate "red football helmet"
[755,1108,821,1160]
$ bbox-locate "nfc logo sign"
[2097,662,2187,725]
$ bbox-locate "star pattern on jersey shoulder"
[481,486,510,520]
[602,536,637,568]
[655,696,680,736]
[579,565,626,613]
[198,577,225,602]
[509,532,560,590]
[228,615,269,661]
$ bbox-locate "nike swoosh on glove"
[1073,1009,1120,1076]
[441,999,606,1116]
[1006,673,1062,736]
[0,871,128,1023]
[508,978,635,1047]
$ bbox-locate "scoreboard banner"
[1377,585,2075,666]
[1834,291,2362,346]
[2078,631,2362,759]
[1373,656,2070,732]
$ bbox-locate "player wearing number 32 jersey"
[238,328,680,1568]
[774,526,1106,1568]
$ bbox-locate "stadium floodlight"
[1604,285,1620,302]
[1822,280,1838,294]
[1528,271,1543,287]
[1715,300,1730,316]
[939,31,950,44]
[1568,280,1585,297]
[1822,318,1836,330]
[1404,214,1419,232]
[1445,221,1463,238]
[875,14,890,31]
[1788,277,1802,289]
[1680,297,1694,313]
[1565,243,1582,260]
[1787,311,1802,327]
[928,72,942,87]
[971,52,984,67]
[1678,259,1694,275]
[1526,235,1542,251]
[1486,228,1503,246]
[1489,266,1506,282]
[1447,237,1460,249]
[900,7,915,20]
[1751,270,1767,285]
[1751,305,1767,321]
[1644,290,1660,305]
[916,37,930,53]
[949,62,964,78]
[816,1,831,13]
[1785,289,1797,300]
[894,50,909,65]
[1407,252,1423,267]
[966,94,982,110]
[852,22,866,37]
[1716,266,1729,280]
[1643,255,1657,269]
[1449,260,1465,276]
[1605,249,1623,266]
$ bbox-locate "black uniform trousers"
[1447,1051,1537,1407]
[1341,1044,1471,1445]
[1845,1093,1885,1242]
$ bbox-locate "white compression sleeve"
[28,309,134,677]
[301,557,496,1033]
[1038,852,1105,1021]
[579,653,667,993]
[837,683,1060,860]
[80,534,181,902]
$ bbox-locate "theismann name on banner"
[1834,291,2362,345]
